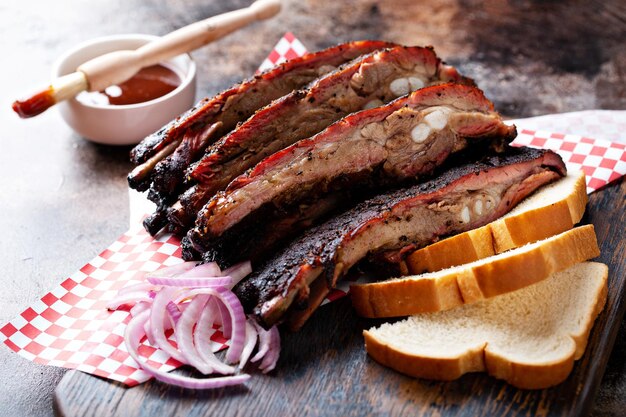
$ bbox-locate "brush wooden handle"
[12,0,281,118]
[79,0,281,91]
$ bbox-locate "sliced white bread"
[351,224,599,318]
[363,262,608,389]
[406,170,587,274]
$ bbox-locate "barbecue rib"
[129,41,396,233]
[130,40,394,171]
[185,83,514,261]
[233,147,567,330]
[169,46,472,230]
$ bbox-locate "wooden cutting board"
[54,179,625,417]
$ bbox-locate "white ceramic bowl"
[52,34,196,146]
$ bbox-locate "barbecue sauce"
[77,64,181,106]
[12,87,56,118]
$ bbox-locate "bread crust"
[363,331,487,380]
[351,225,599,318]
[363,263,608,389]
[406,171,587,273]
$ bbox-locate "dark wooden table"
[1,1,624,416]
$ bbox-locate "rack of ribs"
[185,83,514,263]
[128,40,397,233]
[234,147,566,330]
[168,46,472,234]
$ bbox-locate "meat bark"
[169,46,473,230]
[130,40,394,167]
[233,147,566,330]
[186,83,513,259]
[128,41,396,232]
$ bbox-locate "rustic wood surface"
[0,1,624,416]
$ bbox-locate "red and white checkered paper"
[510,110,626,143]
[257,32,307,73]
[2,34,626,387]
[511,129,626,193]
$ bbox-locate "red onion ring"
[239,320,258,369]
[150,287,188,364]
[250,321,271,363]
[182,288,246,364]
[166,301,182,328]
[145,261,199,279]
[143,319,156,346]
[111,259,280,389]
[194,297,235,375]
[147,275,232,288]
[217,297,233,340]
[126,310,250,389]
[259,326,280,373]
[130,301,151,317]
[175,294,213,374]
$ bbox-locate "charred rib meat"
[233,147,566,330]
[130,41,395,168]
[169,46,472,230]
[129,41,396,235]
[186,83,514,259]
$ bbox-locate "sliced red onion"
[217,299,233,340]
[175,294,213,374]
[259,326,277,369]
[224,298,246,364]
[144,319,156,346]
[206,297,223,336]
[147,275,232,288]
[126,310,250,390]
[163,313,174,331]
[166,301,182,328]
[183,288,246,364]
[259,326,280,373]
[112,257,280,388]
[223,261,252,288]
[130,301,151,317]
[150,287,187,364]
[194,297,235,375]
[239,320,258,369]
[250,321,271,363]
[107,292,153,310]
[145,261,199,279]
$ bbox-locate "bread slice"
[351,225,599,318]
[406,170,587,274]
[363,262,608,389]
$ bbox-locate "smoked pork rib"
[131,41,397,236]
[182,192,348,265]
[129,40,394,167]
[234,147,566,330]
[169,46,473,230]
[186,83,514,259]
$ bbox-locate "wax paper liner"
[2,33,625,387]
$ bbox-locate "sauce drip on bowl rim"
[77,63,181,106]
